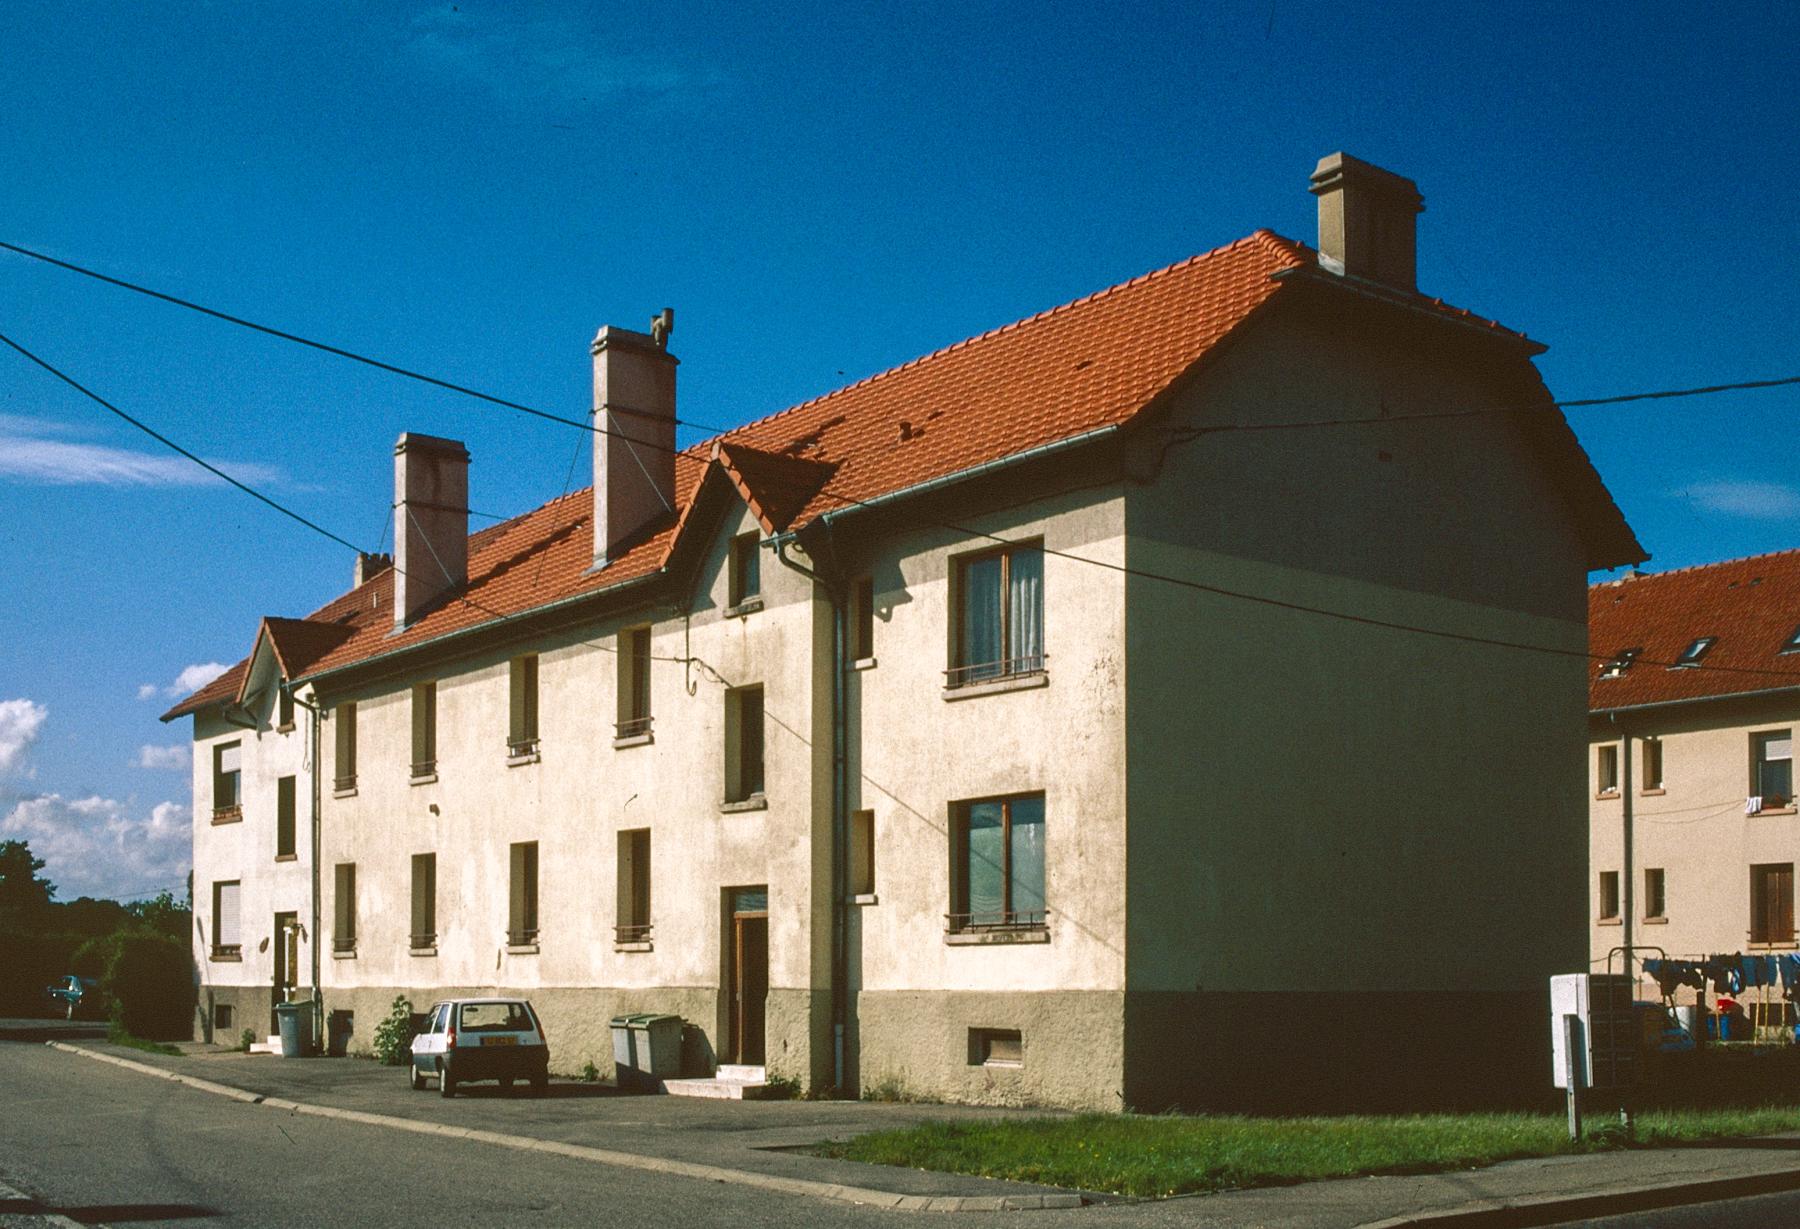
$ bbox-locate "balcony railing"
[944,653,1047,690]
[614,923,653,944]
[333,773,358,792]
[211,944,242,959]
[410,759,436,779]
[210,804,243,824]
[508,927,539,947]
[410,932,437,950]
[507,737,540,759]
[332,937,357,954]
[615,716,654,740]
[945,909,1049,934]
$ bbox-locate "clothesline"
[1642,954,1800,999]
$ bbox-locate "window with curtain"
[509,654,539,756]
[950,793,1046,931]
[411,853,436,949]
[276,775,296,858]
[951,544,1043,686]
[213,741,242,812]
[334,702,357,790]
[1754,731,1793,804]
[412,682,437,778]
[616,626,653,739]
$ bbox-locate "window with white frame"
[212,880,241,957]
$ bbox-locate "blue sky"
[2,1,1795,899]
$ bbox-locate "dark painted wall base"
[1124,989,1553,1114]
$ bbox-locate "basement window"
[1671,637,1716,668]
[1598,647,1641,679]
[968,1028,1023,1068]
[213,1003,234,1032]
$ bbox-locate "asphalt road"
[0,1040,884,1229]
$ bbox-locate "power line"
[0,236,739,439]
[9,321,1800,687]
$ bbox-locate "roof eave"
[1591,683,1800,718]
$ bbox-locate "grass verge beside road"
[815,1107,1800,1198]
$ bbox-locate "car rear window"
[459,1002,532,1032]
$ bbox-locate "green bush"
[239,1028,256,1052]
[96,928,193,1039]
[372,995,416,1065]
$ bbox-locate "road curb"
[1355,1164,1800,1228]
[41,1041,1096,1213]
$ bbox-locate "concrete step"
[246,1035,281,1055]
[662,1075,780,1101]
[715,1064,765,1081]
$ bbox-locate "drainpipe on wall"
[1608,713,1635,992]
[772,537,849,1093]
[290,686,324,1047]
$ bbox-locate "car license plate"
[482,1035,516,1046]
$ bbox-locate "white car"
[409,998,550,1097]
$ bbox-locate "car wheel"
[410,1061,426,1091]
[439,1061,456,1098]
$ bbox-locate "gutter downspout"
[291,686,324,1049]
[772,536,848,1094]
[1608,712,1635,991]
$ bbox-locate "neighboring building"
[166,152,1642,1112]
[1588,551,1800,1006]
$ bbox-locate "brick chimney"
[591,318,677,568]
[393,433,469,628]
[1309,153,1425,291]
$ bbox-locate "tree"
[129,890,191,941]
[0,840,53,926]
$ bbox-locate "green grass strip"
[815,1108,1800,1198]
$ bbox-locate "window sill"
[1640,788,1666,797]
[852,893,879,906]
[1595,790,1620,801]
[1752,807,1798,817]
[721,794,769,814]
[332,948,357,959]
[506,750,541,768]
[211,806,243,825]
[1643,916,1668,925]
[851,656,877,672]
[274,853,298,863]
[946,928,1050,946]
[209,950,242,963]
[613,732,654,749]
[506,944,540,956]
[410,946,438,958]
[410,772,438,786]
[333,784,358,799]
[1597,917,1622,927]
[942,672,1048,702]
[725,596,764,619]
[614,941,654,953]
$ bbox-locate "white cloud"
[135,744,190,771]
[0,415,281,488]
[0,793,190,901]
[0,699,47,777]
[1680,481,1800,521]
[136,684,160,701]
[405,7,715,108]
[171,662,231,695]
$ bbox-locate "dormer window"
[1671,637,1716,669]
[1599,647,1642,679]
[1783,625,1800,656]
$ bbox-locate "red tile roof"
[165,228,1635,718]
[1589,550,1800,712]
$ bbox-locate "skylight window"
[1671,637,1717,668]
[1599,647,1642,679]
[1783,626,1800,656]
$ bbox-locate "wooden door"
[729,912,768,1065]
[271,911,297,1032]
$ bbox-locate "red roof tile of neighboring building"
[1589,549,1800,712]
[165,229,1635,719]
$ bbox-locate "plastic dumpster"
[610,1014,642,1089]
[629,1014,683,1085]
[274,1001,311,1057]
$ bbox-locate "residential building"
[1588,551,1800,1004]
[165,152,1642,1111]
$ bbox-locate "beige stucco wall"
[1589,696,1800,997]
[316,499,834,1085]
[1119,302,1593,1104]
[189,657,315,1041]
